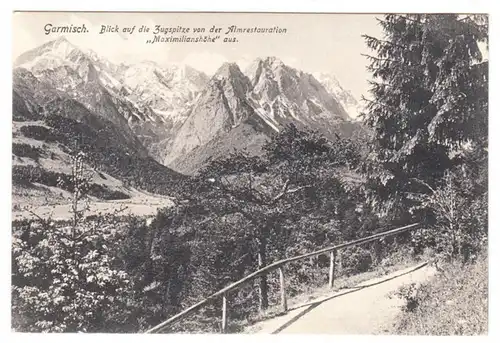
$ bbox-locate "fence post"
[329,250,336,288]
[279,266,288,312]
[221,293,227,333]
[338,250,343,274]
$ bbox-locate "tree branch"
[270,180,312,204]
[362,35,407,49]
[27,209,49,223]
[410,177,436,194]
[361,54,399,63]
[216,178,267,206]
[392,14,425,24]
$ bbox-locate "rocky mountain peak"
[214,62,244,79]
[250,56,284,67]
[15,36,81,67]
[245,57,285,85]
[208,62,251,100]
[263,56,285,68]
[14,38,363,174]
[52,35,69,44]
[313,72,362,119]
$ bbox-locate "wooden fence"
[145,222,421,333]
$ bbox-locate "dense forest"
[11,14,488,333]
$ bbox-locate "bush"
[340,246,373,275]
[12,218,133,332]
[12,143,43,160]
[410,167,488,263]
[12,165,130,201]
[394,282,420,312]
[393,252,488,335]
[19,125,59,142]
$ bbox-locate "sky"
[12,12,384,100]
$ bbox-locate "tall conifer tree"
[361,14,488,218]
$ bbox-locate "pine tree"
[361,14,488,218]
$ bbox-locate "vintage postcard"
[11,11,488,334]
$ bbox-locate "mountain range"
[12,36,366,198]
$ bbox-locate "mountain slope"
[120,61,209,161]
[12,65,183,201]
[13,67,147,156]
[165,58,365,174]
[313,72,363,120]
[168,123,270,174]
[14,38,367,177]
[165,62,272,165]
[14,37,208,163]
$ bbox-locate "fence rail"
[145,222,421,333]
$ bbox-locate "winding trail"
[249,262,436,334]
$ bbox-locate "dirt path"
[249,262,436,334]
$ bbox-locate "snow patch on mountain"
[120,61,208,124]
[313,72,363,120]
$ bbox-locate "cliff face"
[165,63,259,165]
[164,57,362,174]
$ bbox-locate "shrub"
[12,143,42,160]
[19,125,59,142]
[392,252,488,335]
[410,167,488,263]
[394,282,419,312]
[340,246,373,275]
[12,152,134,332]
[12,219,133,332]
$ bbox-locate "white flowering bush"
[12,152,133,332]
[12,219,132,332]
[409,166,487,263]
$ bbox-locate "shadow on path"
[271,262,429,334]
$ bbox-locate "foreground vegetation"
[364,14,489,335]
[393,251,488,335]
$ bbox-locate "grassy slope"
[392,252,488,335]
[12,120,175,219]
[13,69,184,199]
[12,121,132,201]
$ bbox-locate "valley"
[12,188,174,221]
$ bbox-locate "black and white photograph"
[10,11,488,335]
